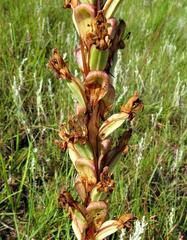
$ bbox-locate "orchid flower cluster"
[48,1,143,239]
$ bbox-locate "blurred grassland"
[0,0,187,239]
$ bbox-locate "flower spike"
[48,1,143,239]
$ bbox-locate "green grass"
[0,0,187,239]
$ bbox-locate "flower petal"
[75,176,87,202]
[85,71,110,106]
[75,157,97,185]
[95,214,135,240]
[95,220,119,240]
[72,209,88,240]
[86,201,108,229]
[73,4,95,39]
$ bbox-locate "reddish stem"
[80,38,89,77]
[88,105,100,181]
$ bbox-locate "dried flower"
[48,0,143,239]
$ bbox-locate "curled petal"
[98,138,112,170]
[48,48,72,80]
[100,83,115,118]
[85,71,110,106]
[67,78,87,112]
[86,201,108,229]
[99,112,129,140]
[68,143,97,186]
[95,220,120,240]
[73,4,95,39]
[121,91,143,115]
[99,93,143,139]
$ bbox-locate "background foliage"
[0,0,186,239]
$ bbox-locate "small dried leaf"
[58,186,76,209]
[120,91,143,115]
[48,48,72,80]
[118,213,136,228]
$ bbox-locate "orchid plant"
[48,1,143,239]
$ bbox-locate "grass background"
[0,0,187,239]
